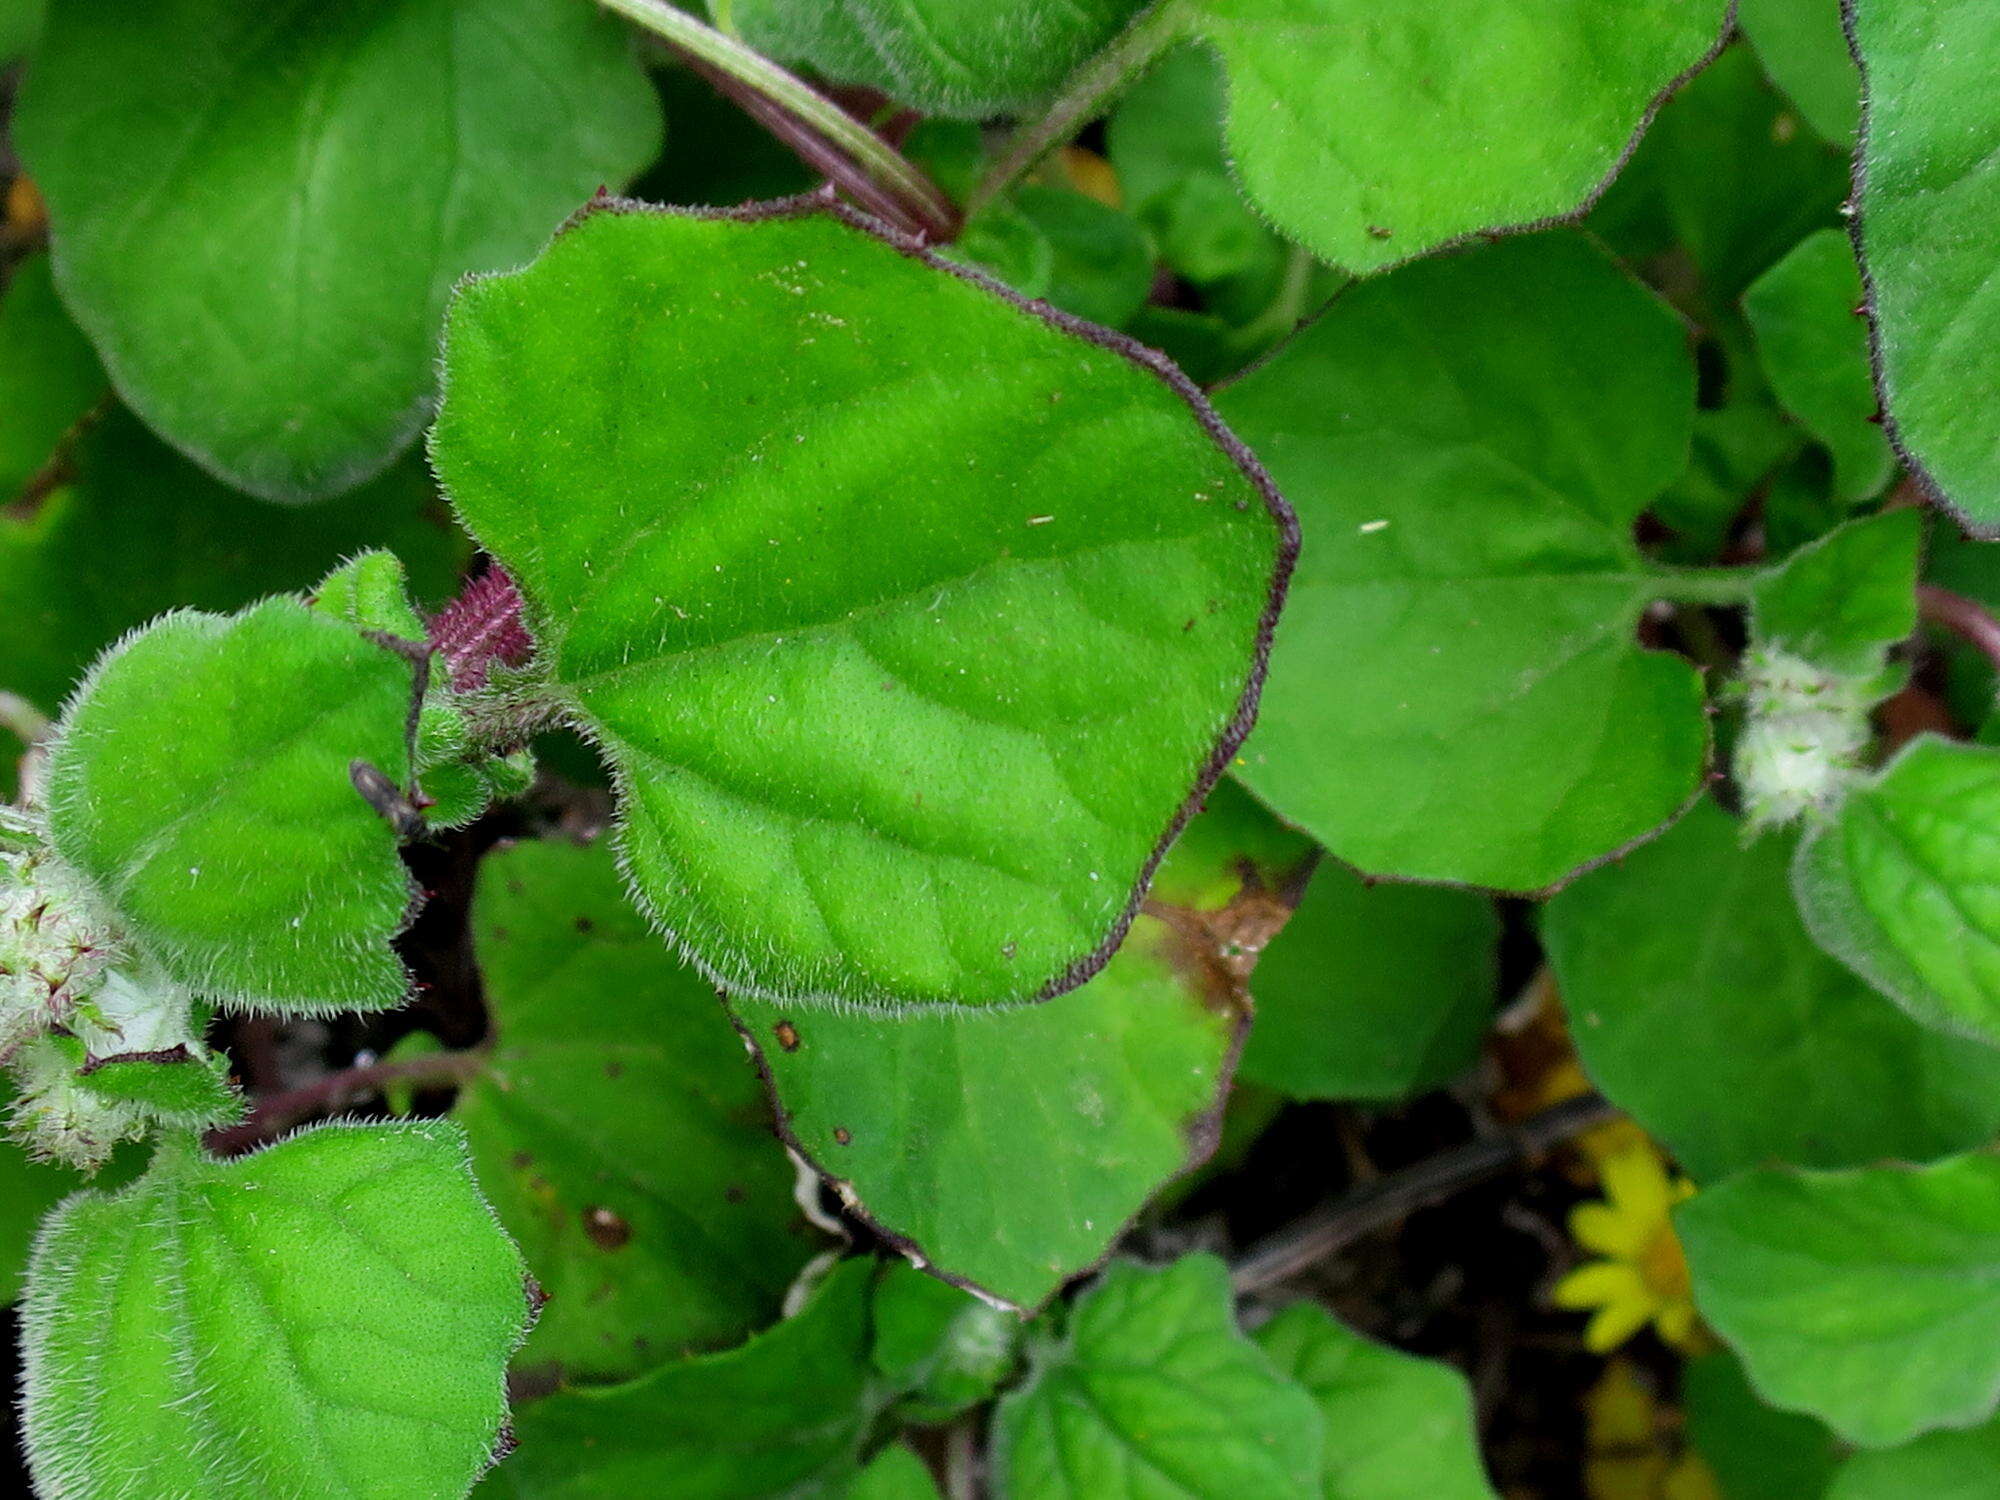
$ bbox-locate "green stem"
[1233,245,1322,353]
[597,0,954,236]
[1644,564,1762,607]
[968,0,1194,217]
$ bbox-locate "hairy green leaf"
[15,0,660,501]
[1751,509,1920,677]
[1745,231,1895,503]
[725,0,1143,117]
[433,199,1291,1011]
[1545,800,2000,1181]
[993,1256,1322,1499]
[1254,1303,1496,1500]
[0,253,104,500]
[20,1123,529,1500]
[731,902,1241,1309]
[1738,0,1861,144]
[456,838,810,1382]
[1183,0,1730,273]
[1847,0,2000,529]
[45,598,418,1014]
[1240,861,1497,1102]
[1219,232,1706,892]
[1678,1153,2000,1447]
[1795,736,2000,1047]
[1828,1416,2000,1500]
[492,1256,885,1498]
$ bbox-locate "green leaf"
[1,406,465,774]
[957,184,1155,330]
[433,199,1291,1011]
[492,1256,886,1499]
[0,0,40,60]
[991,1255,1322,1499]
[1794,735,2000,1047]
[730,902,1242,1309]
[20,1123,530,1500]
[1146,776,1314,912]
[1182,0,1730,274]
[1750,508,1920,677]
[454,837,811,1382]
[0,1075,144,1307]
[869,1259,1021,1421]
[1218,231,1707,892]
[1239,860,1497,1102]
[724,0,1144,117]
[1744,231,1896,503]
[1253,1302,1495,1500]
[14,0,660,502]
[1684,1351,1838,1500]
[1678,1152,2000,1447]
[1848,0,2000,529]
[844,1445,942,1500]
[1828,1415,2000,1500]
[0,252,104,500]
[45,597,418,1014]
[1544,799,2000,1181]
[1738,0,1862,145]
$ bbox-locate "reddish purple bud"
[429,566,534,690]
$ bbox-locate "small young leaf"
[725,0,1143,118]
[1846,0,2000,529]
[433,198,1292,1011]
[0,1075,144,1307]
[1255,1303,1494,1500]
[1684,1351,1839,1500]
[1544,799,2000,1181]
[1794,736,2000,1047]
[957,184,1154,330]
[1218,231,1707,892]
[1678,1153,2000,1447]
[730,901,1241,1309]
[20,1123,530,1500]
[0,253,104,499]
[14,0,661,501]
[870,1259,1021,1422]
[844,1444,942,1500]
[1182,0,1731,273]
[1738,0,1862,145]
[991,1255,1322,1500]
[492,1256,884,1498]
[1240,861,1498,1103]
[455,838,811,1382]
[45,597,418,1014]
[1744,231,1896,503]
[1750,509,1921,678]
[1828,1415,2000,1500]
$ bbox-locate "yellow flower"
[1583,1360,1722,1500]
[1555,1143,1701,1353]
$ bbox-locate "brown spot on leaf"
[774,1020,800,1052]
[833,1127,852,1147]
[582,1206,631,1250]
[511,1151,534,1170]
[575,915,594,934]
[604,1060,624,1079]
[724,1184,746,1204]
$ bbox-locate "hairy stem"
[1644,563,1762,607]
[205,1049,486,1156]
[1918,582,2000,675]
[1230,1093,1621,1294]
[968,0,1194,217]
[598,0,956,239]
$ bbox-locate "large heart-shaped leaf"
[1544,798,2000,1181]
[14,0,660,501]
[1846,0,2000,530]
[1218,231,1706,892]
[20,1123,530,1500]
[432,198,1293,1010]
[44,598,418,1014]
[455,838,813,1383]
[1678,1153,2000,1448]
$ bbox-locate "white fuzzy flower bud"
[1733,648,1874,832]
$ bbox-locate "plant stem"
[1230,1093,1621,1295]
[205,1050,486,1156]
[1644,563,1762,607]
[1918,583,2000,675]
[968,0,1193,217]
[0,691,50,746]
[598,0,955,239]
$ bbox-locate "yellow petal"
[1585,1295,1659,1353]
[1601,1144,1675,1225]
[1664,1455,1724,1500]
[1555,1260,1648,1311]
[1572,1201,1651,1260]
[1655,1298,1701,1351]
